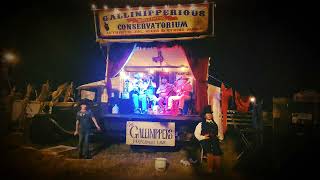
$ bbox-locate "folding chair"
[236,128,253,160]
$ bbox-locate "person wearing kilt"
[194,105,223,173]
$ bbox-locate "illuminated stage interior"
[79,45,199,116]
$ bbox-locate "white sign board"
[126,121,175,146]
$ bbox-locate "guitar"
[133,79,153,95]
[158,84,175,97]
[174,81,192,96]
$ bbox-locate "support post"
[211,2,215,36]
[92,9,98,41]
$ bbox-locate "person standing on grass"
[74,100,101,159]
[194,105,223,174]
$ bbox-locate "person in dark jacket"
[194,105,223,173]
[74,100,101,159]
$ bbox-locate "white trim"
[97,35,212,44]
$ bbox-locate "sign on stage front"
[126,121,175,146]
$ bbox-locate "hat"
[79,98,91,106]
[201,105,213,116]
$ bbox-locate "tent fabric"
[207,84,223,140]
[107,43,137,78]
[221,83,233,134]
[235,91,251,113]
[106,43,137,94]
[77,80,106,90]
[126,45,188,68]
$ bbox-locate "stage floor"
[101,113,201,121]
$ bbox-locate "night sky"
[1,0,319,109]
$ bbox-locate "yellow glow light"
[4,53,15,61]
[2,52,19,64]
[103,5,108,10]
[180,66,188,72]
[91,4,97,10]
[250,97,256,103]
[120,71,127,79]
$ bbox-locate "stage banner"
[97,3,209,37]
[126,121,175,146]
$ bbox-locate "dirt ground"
[2,127,319,180]
[1,131,248,180]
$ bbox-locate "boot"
[207,154,214,173]
[213,155,221,174]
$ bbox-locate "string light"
[91,4,97,10]
[94,3,208,12]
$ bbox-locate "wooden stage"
[101,113,202,122]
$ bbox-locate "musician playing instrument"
[167,75,192,115]
[144,75,157,108]
[131,73,148,114]
[156,77,174,113]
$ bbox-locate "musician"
[156,77,174,113]
[167,75,192,115]
[131,73,148,114]
[144,75,157,108]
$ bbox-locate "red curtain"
[221,83,233,134]
[182,45,209,114]
[235,91,251,112]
